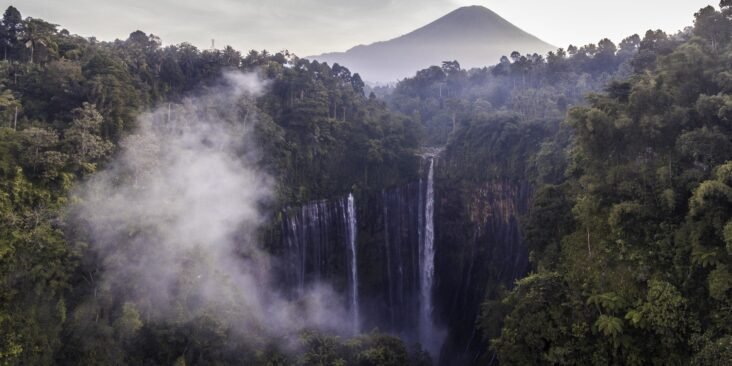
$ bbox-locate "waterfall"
[383,191,394,326]
[346,193,359,334]
[282,200,332,291]
[377,155,442,355]
[419,157,438,355]
[281,194,360,334]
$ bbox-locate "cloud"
[74,72,351,344]
[18,0,712,59]
[18,0,469,55]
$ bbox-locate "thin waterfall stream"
[346,193,359,334]
[419,156,438,356]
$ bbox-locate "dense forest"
[0,5,422,364]
[2,2,732,365]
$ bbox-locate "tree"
[694,6,731,51]
[593,38,618,71]
[0,6,22,60]
[692,336,732,366]
[18,127,67,180]
[21,17,58,63]
[0,86,20,129]
[63,103,113,174]
[510,51,521,63]
[491,273,584,365]
[441,60,461,75]
[351,73,365,95]
[618,34,641,57]
[722,0,732,18]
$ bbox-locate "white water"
[346,193,360,334]
[420,158,437,354]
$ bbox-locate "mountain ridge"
[308,5,556,82]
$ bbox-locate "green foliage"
[3,2,732,365]
[0,159,73,365]
[389,40,630,146]
[708,264,732,300]
[113,303,143,341]
[480,4,732,365]
[594,315,623,338]
[0,5,423,365]
[524,185,575,269]
[692,336,732,366]
[295,331,424,366]
[491,273,588,365]
[587,292,626,313]
[724,220,732,253]
[63,103,113,174]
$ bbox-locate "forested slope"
[382,3,732,364]
[487,3,732,363]
[0,5,423,365]
[2,2,732,366]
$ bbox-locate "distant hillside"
[308,6,556,83]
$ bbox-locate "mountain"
[308,6,557,83]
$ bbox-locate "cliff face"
[375,183,422,337]
[270,160,532,363]
[435,178,531,365]
[272,177,433,344]
[279,198,354,295]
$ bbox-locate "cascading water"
[346,193,359,334]
[281,194,360,334]
[279,157,444,351]
[378,154,443,357]
[419,157,438,354]
[282,200,332,291]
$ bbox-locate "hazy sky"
[10,0,716,56]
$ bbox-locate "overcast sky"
[9,0,717,56]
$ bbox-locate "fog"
[74,72,350,345]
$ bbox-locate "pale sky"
[7,0,716,56]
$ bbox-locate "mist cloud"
[75,72,350,345]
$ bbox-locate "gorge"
[4,2,732,365]
[276,151,525,362]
